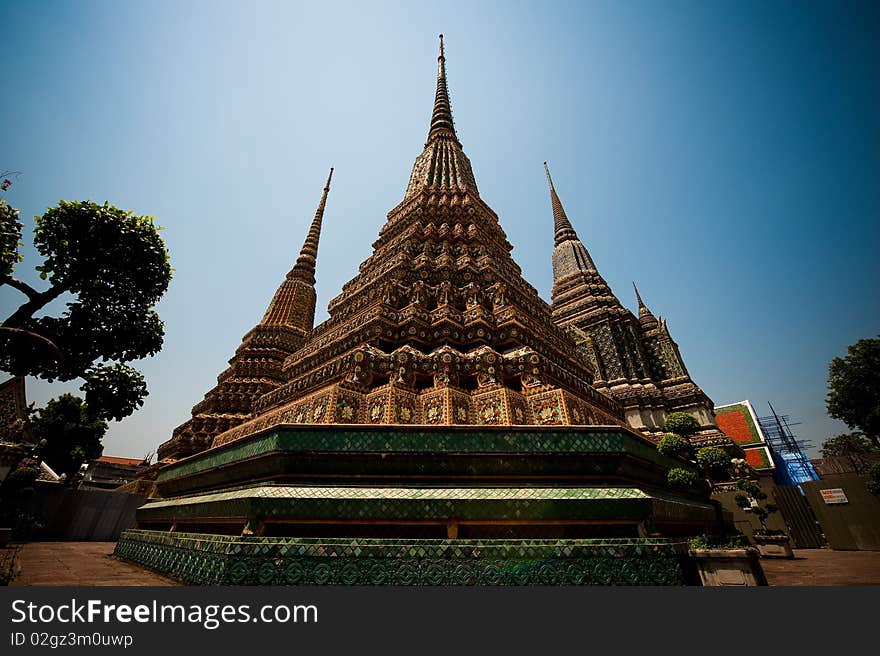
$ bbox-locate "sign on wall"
[820,488,849,505]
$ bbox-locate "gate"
[773,485,825,548]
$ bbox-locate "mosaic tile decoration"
[115,530,691,586]
[140,485,649,521]
[137,484,715,524]
[158,425,687,483]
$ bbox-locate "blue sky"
[2,0,878,459]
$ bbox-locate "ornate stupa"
[117,37,727,586]
[545,163,733,448]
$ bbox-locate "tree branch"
[1,275,42,301]
[2,283,65,329]
[0,326,65,363]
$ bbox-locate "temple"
[158,168,334,460]
[116,37,734,585]
[546,162,732,448]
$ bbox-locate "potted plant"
[686,532,768,586]
[730,459,793,559]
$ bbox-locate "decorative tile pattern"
[158,426,688,483]
[139,485,657,522]
[115,531,690,586]
[529,390,565,425]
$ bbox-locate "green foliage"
[657,434,690,459]
[667,467,698,489]
[663,412,700,438]
[1,200,172,421]
[688,532,749,550]
[734,476,777,531]
[32,201,170,307]
[81,363,148,422]
[734,493,751,509]
[867,462,880,496]
[826,336,880,449]
[30,394,107,479]
[0,197,22,279]
[820,432,875,457]
[736,477,767,499]
[2,466,39,488]
[696,446,731,481]
[0,466,39,529]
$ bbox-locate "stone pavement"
[6,542,880,586]
[10,542,180,586]
[759,548,880,586]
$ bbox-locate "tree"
[658,412,732,488]
[29,394,107,480]
[0,195,172,421]
[826,336,880,449]
[820,432,874,457]
[730,459,780,535]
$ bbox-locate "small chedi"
[547,165,729,446]
[117,37,737,586]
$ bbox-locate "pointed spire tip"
[633,281,644,306]
[428,33,456,139]
[544,161,581,247]
[543,161,554,190]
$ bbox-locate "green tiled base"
[159,425,680,483]
[114,530,691,586]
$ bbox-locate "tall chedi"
[210,34,623,448]
[157,168,333,460]
[118,38,723,587]
[545,162,732,447]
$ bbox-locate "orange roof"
[715,403,763,446]
[98,455,144,466]
[745,446,773,470]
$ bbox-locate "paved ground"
[6,542,880,586]
[759,548,880,586]
[9,542,180,586]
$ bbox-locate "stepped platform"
[115,424,721,585]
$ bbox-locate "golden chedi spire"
[404,35,478,199]
[545,161,598,286]
[290,166,333,284]
[544,161,580,247]
[159,169,335,460]
[429,34,457,141]
[261,167,333,327]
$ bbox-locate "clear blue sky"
[2,0,878,459]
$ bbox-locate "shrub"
[663,412,700,437]
[657,434,690,459]
[2,466,38,489]
[667,467,698,488]
[867,462,880,496]
[0,466,39,531]
[688,532,749,550]
[734,478,778,532]
[696,447,731,481]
